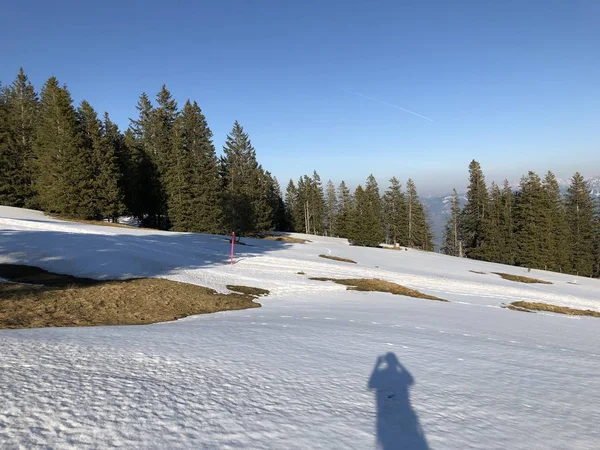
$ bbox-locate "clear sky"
[2,0,599,194]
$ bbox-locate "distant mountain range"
[422,176,600,249]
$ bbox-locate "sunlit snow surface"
[1,206,599,449]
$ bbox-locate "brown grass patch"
[509,301,600,317]
[296,271,305,275]
[0,264,262,329]
[319,254,357,264]
[309,277,447,302]
[469,270,487,275]
[259,235,310,244]
[226,285,270,297]
[492,272,552,284]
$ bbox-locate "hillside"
[1,206,599,449]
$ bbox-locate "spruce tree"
[221,121,261,237]
[514,172,547,269]
[167,100,221,233]
[382,177,407,246]
[565,173,595,276]
[34,77,94,218]
[441,188,463,256]
[0,83,11,205]
[324,180,337,236]
[498,180,516,265]
[335,180,353,239]
[542,171,569,272]
[126,93,159,224]
[484,183,503,262]
[1,69,39,207]
[285,179,299,232]
[350,175,383,246]
[461,160,490,259]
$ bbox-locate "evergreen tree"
[167,100,221,233]
[324,180,337,236]
[127,92,162,225]
[542,171,569,272]
[266,174,287,231]
[0,83,10,205]
[310,171,326,234]
[335,180,353,239]
[350,175,383,246]
[514,172,547,269]
[285,179,299,232]
[148,85,178,228]
[252,166,275,233]
[484,183,503,262]
[221,121,260,237]
[1,69,39,207]
[34,77,94,218]
[382,177,407,246]
[441,188,463,256]
[565,173,595,276]
[461,160,490,259]
[498,180,516,265]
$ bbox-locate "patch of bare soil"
[309,277,447,301]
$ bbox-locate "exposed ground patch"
[259,235,310,244]
[49,216,138,229]
[508,301,600,317]
[493,272,552,284]
[319,254,357,264]
[0,264,263,329]
[226,285,270,297]
[469,270,487,275]
[309,277,447,301]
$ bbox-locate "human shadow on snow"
[368,353,429,450]
[0,226,291,281]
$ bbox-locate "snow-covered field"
[1,206,599,449]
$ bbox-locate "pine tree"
[565,173,595,276]
[461,160,490,259]
[221,121,261,237]
[252,166,275,233]
[0,83,11,205]
[310,171,326,234]
[324,180,337,236]
[1,69,39,207]
[335,180,353,239]
[441,188,462,256]
[382,177,407,246]
[34,77,94,218]
[266,174,287,231]
[484,183,503,262]
[167,100,221,233]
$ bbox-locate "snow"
[1,205,599,449]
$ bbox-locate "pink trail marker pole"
[230,232,235,265]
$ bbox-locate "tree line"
[442,160,600,277]
[285,173,433,249]
[0,68,433,249]
[0,68,285,236]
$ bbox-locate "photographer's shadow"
[368,353,429,449]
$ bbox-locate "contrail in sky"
[351,91,434,122]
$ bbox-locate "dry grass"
[309,277,447,302]
[259,235,311,244]
[0,264,263,329]
[226,285,270,297]
[493,272,552,284]
[509,301,600,317]
[319,254,357,264]
[296,271,306,275]
[469,270,487,275]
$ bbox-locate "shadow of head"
[368,352,429,450]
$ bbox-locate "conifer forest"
[1,69,598,277]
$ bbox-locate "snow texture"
[1,206,599,449]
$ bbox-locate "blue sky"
[2,0,599,194]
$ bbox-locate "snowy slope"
[1,206,600,449]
